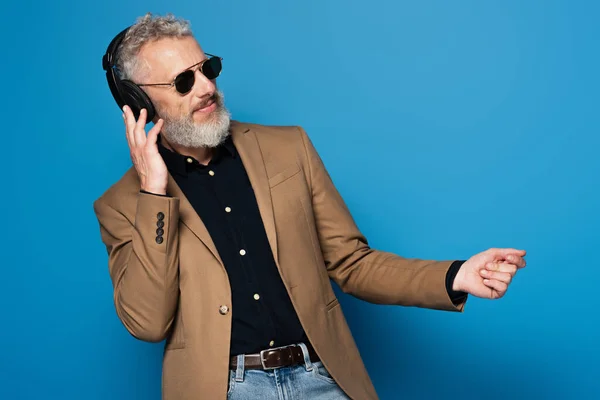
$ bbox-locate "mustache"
[193,92,222,111]
[156,90,226,122]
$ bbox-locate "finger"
[485,262,518,275]
[134,108,148,147]
[480,269,512,284]
[504,255,526,268]
[489,248,526,260]
[147,119,164,147]
[483,279,508,297]
[123,106,137,148]
[122,110,131,148]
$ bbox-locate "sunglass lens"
[202,57,222,80]
[174,70,195,94]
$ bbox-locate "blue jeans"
[227,343,350,399]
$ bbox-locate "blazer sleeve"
[297,127,465,312]
[93,192,182,341]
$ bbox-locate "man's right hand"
[123,106,167,195]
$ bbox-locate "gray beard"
[159,90,231,148]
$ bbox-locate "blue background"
[2,0,599,399]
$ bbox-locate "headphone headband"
[103,27,129,72]
[102,26,156,122]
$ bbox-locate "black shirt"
[158,136,307,356]
[150,135,466,356]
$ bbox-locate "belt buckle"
[260,349,277,370]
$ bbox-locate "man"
[94,13,526,400]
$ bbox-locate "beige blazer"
[93,121,465,400]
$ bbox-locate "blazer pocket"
[269,163,301,189]
[324,298,340,313]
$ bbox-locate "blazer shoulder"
[233,120,308,152]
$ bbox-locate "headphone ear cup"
[119,80,157,123]
[106,68,126,111]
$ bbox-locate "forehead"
[137,36,205,80]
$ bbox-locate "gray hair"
[116,13,193,81]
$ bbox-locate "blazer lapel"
[231,123,279,265]
[167,175,224,266]
[163,121,279,268]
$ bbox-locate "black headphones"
[102,27,157,122]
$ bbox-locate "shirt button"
[225,207,232,213]
[186,158,193,164]
[253,293,260,300]
[209,170,215,176]
[239,249,246,256]
[269,340,275,347]
[219,305,229,315]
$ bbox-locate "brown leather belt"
[230,342,319,370]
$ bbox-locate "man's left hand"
[453,248,527,299]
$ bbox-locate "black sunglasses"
[137,54,223,94]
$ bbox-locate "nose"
[191,67,216,99]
